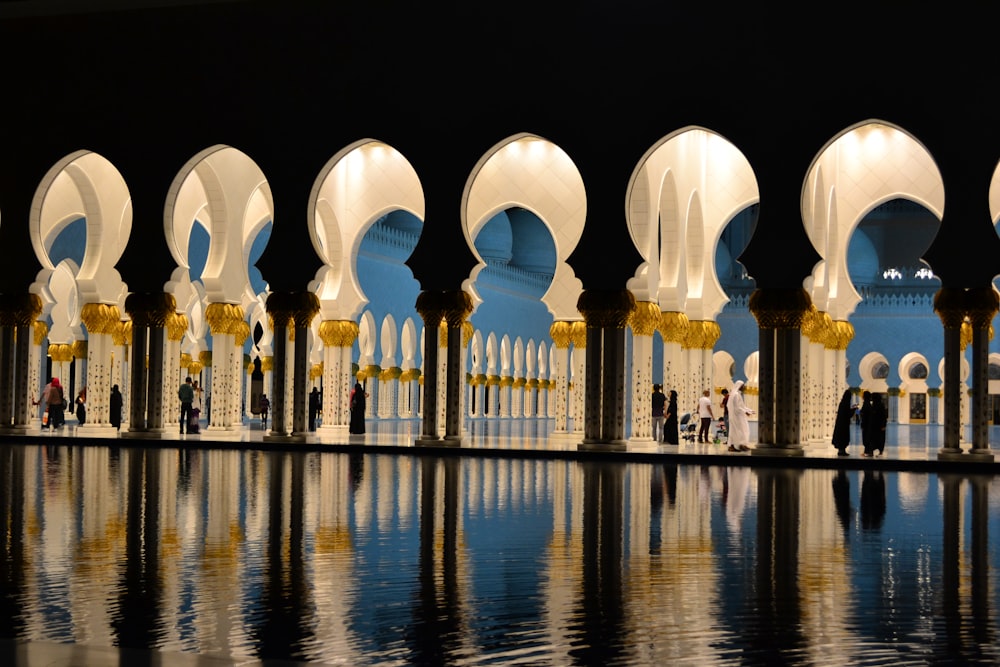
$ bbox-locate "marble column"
[263,292,319,441]
[414,292,445,445]
[204,303,244,438]
[415,290,471,446]
[628,301,660,444]
[658,311,689,401]
[965,287,997,460]
[122,292,174,437]
[0,294,42,432]
[748,287,811,456]
[111,321,130,429]
[29,320,48,428]
[934,288,965,458]
[318,320,357,439]
[78,303,123,435]
[569,321,587,437]
[161,311,186,432]
[577,288,635,451]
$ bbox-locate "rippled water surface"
[1,444,998,665]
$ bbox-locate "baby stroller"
[714,418,728,444]
[679,413,697,442]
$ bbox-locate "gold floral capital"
[550,321,573,348]
[33,321,49,346]
[933,288,966,329]
[188,361,203,375]
[748,288,812,328]
[658,311,689,344]
[166,312,189,341]
[319,320,359,347]
[965,287,1000,329]
[72,340,87,359]
[206,303,246,336]
[81,303,122,335]
[577,289,636,329]
[569,321,587,348]
[629,301,661,336]
[118,321,133,346]
[48,343,74,363]
[0,293,42,326]
[125,292,176,327]
[830,320,855,350]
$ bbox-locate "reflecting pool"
[0,444,998,666]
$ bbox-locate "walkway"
[6,419,1000,474]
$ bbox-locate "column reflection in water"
[110,449,165,654]
[749,468,806,661]
[0,445,999,665]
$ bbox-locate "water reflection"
[0,444,997,666]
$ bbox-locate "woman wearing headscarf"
[663,390,679,444]
[726,380,754,452]
[832,388,854,456]
[349,382,368,434]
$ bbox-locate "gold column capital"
[165,311,189,341]
[206,302,246,335]
[830,320,855,350]
[265,291,319,329]
[628,301,661,336]
[81,303,122,335]
[658,311,689,343]
[577,289,635,328]
[319,320,360,347]
[33,321,49,346]
[0,293,43,326]
[125,292,176,327]
[748,288,812,328]
[569,321,587,347]
[416,290,473,327]
[48,343,74,363]
[549,321,574,348]
[933,287,967,328]
[965,286,1000,328]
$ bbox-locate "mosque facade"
[0,3,999,460]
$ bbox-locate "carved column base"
[262,433,309,444]
[578,440,628,452]
[938,448,994,463]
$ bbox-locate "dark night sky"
[1,1,997,293]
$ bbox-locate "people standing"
[259,393,270,430]
[309,387,322,431]
[178,376,194,435]
[109,384,123,430]
[726,380,754,452]
[696,389,714,443]
[75,387,87,425]
[348,382,367,434]
[190,380,203,433]
[867,393,888,457]
[859,390,874,456]
[651,384,666,442]
[832,389,854,456]
[719,388,730,436]
[43,377,66,429]
[663,389,679,445]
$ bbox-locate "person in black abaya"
[832,389,854,456]
[663,390,679,444]
[348,382,367,434]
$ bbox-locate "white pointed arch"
[803,120,945,320]
[308,139,425,322]
[462,133,585,321]
[627,126,758,317]
[165,144,272,305]
[30,150,131,306]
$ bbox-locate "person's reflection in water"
[832,469,853,534]
[664,464,678,506]
[860,469,886,530]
